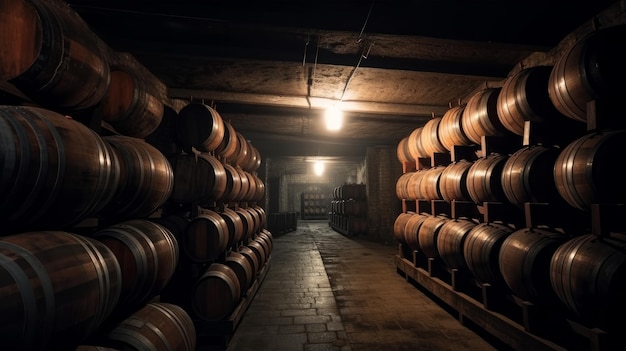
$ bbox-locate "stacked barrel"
[394,24,626,349]
[301,191,329,219]
[329,184,368,236]
[0,1,198,351]
[156,100,272,341]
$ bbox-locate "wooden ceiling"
[63,0,623,174]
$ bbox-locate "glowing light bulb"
[313,160,325,176]
[324,105,343,131]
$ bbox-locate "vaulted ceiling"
[63,0,624,174]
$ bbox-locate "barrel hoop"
[0,240,55,349]
[108,323,158,351]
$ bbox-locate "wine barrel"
[438,105,473,151]
[99,135,174,221]
[417,214,449,259]
[549,25,626,122]
[550,233,626,332]
[0,0,110,109]
[403,212,429,251]
[498,227,569,304]
[436,218,478,271]
[0,231,122,351]
[218,163,243,203]
[184,211,230,263]
[439,159,473,203]
[104,302,196,351]
[232,132,250,168]
[394,213,413,245]
[396,172,414,200]
[215,120,239,161]
[239,246,261,278]
[396,136,414,164]
[247,240,267,268]
[418,166,446,201]
[418,117,448,157]
[169,152,227,205]
[497,65,582,136]
[466,153,509,205]
[224,252,254,294]
[461,88,511,144]
[0,106,118,233]
[257,230,273,253]
[175,103,225,152]
[236,207,256,241]
[501,144,563,209]
[407,127,429,161]
[463,222,515,286]
[192,263,241,321]
[218,208,245,247]
[93,65,165,138]
[236,168,252,203]
[244,143,262,172]
[93,219,179,310]
[553,129,626,211]
[253,236,271,261]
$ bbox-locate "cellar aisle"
[212,220,503,351]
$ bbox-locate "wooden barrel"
[236,168,252,203]
[0,0,110,109]
[94,66,164,138]
[184,211,230,263]
[104,302,196,351]
[553,129,626,211]
[501,144,563,209]
[218,163,243,203]
[218,208,245,247]
[257,230,273,253]
[232,132,250,168]
[238,246,261,278]
[225,252,254,294]
[244,207,262,236]
[394,213,413,244]
[395,172,414,200]
[99,135,174,221]
[247,241,267,268]
[418,166,446,201]
[215,120,239,161]
[407,127,429,161]
[0,231,122,351]
[466,153,509,205]
[497,65,582,136]
[403,212,429,251]
[498,227,569,304]
[396,136,414,164]
[436,218,478,271]
[253,236,271,261]
[250,173,266,202]
[236,207,256,241]
[0,106,119,233]
[549,25,626,122]
[407,171,427,200]
[254,206,268,230]
[169,152,227,205]
[438,105,473,151]
[243,143,262,172]
[417,214,449,259]
[418,117,448,157]
[461,88,512,144]
[238,171,257,202]
[439,159,473,203]
[463,222,515,286]
[93,219,179,311]
[192,263,241,321]
[175,103,225,153]
[550,233,626,332]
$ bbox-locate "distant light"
[324,104,343,131]
[313,160,325,176]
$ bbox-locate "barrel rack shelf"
[194,254,272,349]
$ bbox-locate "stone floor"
[201,220,506,351]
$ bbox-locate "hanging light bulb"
[324,103,343,131]
[313,160,325,176]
